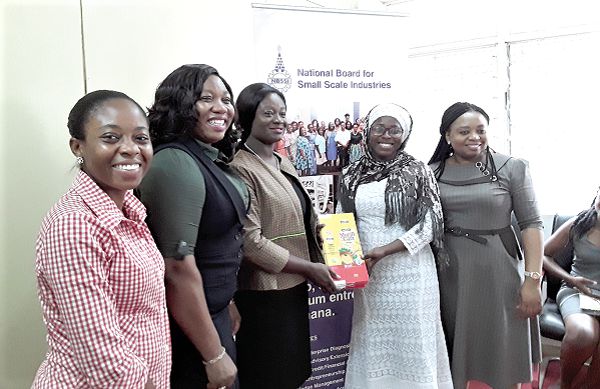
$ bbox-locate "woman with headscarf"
[428,102,543,389]
[339,103,453,389]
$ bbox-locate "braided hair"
[428,102,490,179]
[570,193,600,241]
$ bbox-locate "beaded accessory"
[202,346,226,366]
[474,147,498,182]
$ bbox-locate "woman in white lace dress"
[338,103,453,389]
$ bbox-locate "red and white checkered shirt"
[33,171,171,388]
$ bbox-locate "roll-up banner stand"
[253,4,408,388]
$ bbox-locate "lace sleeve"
[399,209,434,255]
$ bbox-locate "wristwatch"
[524,271,542,280]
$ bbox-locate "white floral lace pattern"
[344,179,453,389]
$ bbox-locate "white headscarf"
[339,102,448,269]
[366,103,413,144]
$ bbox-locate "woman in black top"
[137,64,248,389]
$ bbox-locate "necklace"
[245,143,280,170]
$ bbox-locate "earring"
[76,156,84,165]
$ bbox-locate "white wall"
[1,1,256,387]
[405,0,600,214]
[2,0,599,386]
[407,0,599,47]
[81,0,256,108]
[1,1,84,387]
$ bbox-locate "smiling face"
[250,92,287,145]
[446,110,488,162]
[70,98,152,206]
[193,75,234,144]
[368,116,403,161]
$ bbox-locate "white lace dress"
[343,179,453,389]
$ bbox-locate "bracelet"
[202,346,226,366]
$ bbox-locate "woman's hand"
[518,228,544,318]
[567,275,598,296]
[362,240,407,272]
[517,280,542,318]
[363,247,388,272]
[306,262,340,293]
[228,301,241,336]
[206,352,237,389]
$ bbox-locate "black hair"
[235,83,286,145]
[67,90,145,140]
[147,64,237,156]
[570,194,599,242]
[428,102,490,178]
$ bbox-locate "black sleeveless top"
[155,136,246,388]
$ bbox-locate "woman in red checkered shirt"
[33,90,171,388]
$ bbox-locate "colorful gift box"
[319,213,369,289]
